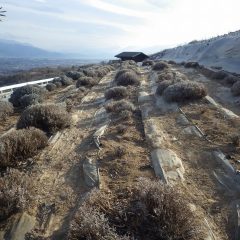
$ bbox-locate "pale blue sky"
[1,0,240,56]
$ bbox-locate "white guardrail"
[0,77,57,100]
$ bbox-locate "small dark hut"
[115,52,149,62]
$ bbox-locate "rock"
[176,114,190,126]
[83,157,99,187]
[138,91,152,103]
[7,212,35,240]
[144,120,166,148]
[93,123,108,149]
[182,126,202,138]
[151,148,185,183]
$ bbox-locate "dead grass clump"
[76,77,97,88]
[127,178,204,239]
[0,101,13,120]
[224,75,239,85]
[156,80,175,95]
[0,128,48,167]
[142,60,154,66]
[168,60,176,65]
[83,69,97,78]
[116,71,140,86]
[105,86,128,100]
[46,83,56,92]
[69,180,204,240]
[69,190,129,240]
[105,100,135,113]
[184,62,200,68]
[211,71,228,80]
[54,81,62,88]
[152,61,169,71]
[115,69,131,80]
[60,76,73,86]
[17,104,71,134]
[9,85,45,107]
[19,93,43,109]
[231,81,240,96]
[157,71,175,82]
[163,81,207,102]
[0,169,30,221]
[66,71,85,80]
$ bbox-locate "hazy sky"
[1,0,240,56]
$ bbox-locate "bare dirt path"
[11,72,116,239]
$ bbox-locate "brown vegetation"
[163,81,207,102]
[184,62,200,68]
[105,86,128,100]
[105,100,135,113]
[17,104,71,134]
[46,83,56,92]
[76,77,97,88]
[142,60,154,66]
[116,71,140,86]
[19,93,43,109]
[60,76,73,86]
[231,81,240,96]
[0,169,30,221]
[9,85,45,107]
[0,128,48,167]
[152,61,169,71]
[0,101,13,120]
[68,179,204,240]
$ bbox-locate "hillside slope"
[0,39,62,58]
[152,30,240,73]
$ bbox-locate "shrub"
[224,75,239,85]
[156,80,175,95]
[142,60,154,66]
[17,104,71,134]
[9,85,45,107]
[168,60,176,65]
[105,100,135,113]
[46,83,56,92]
[127,178,204,239]
[0,101,13,120]
[69,190,129,240]
[0,169,30,221]
[105,86,128,100]
[115,69,131,80]
[211,71,228,80]
[116,72,140,86]
[19,93,43,109]
[76,77,97,88]
[60,76,72,86]
[54,81,62,88]
[83,69,97,78]
[157,71,175,82]
[231,81,240,96]
[152,61,169,71]
[0,128,48,167]
[69,179,204,240]
[66,71,85,80]
[163,81,207,102]
[184,62,199,68]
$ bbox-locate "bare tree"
[0,7,6,21]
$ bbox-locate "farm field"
[0,60,240,240]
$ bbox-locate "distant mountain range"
[0,39,63,58]
[152,30,240,73]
